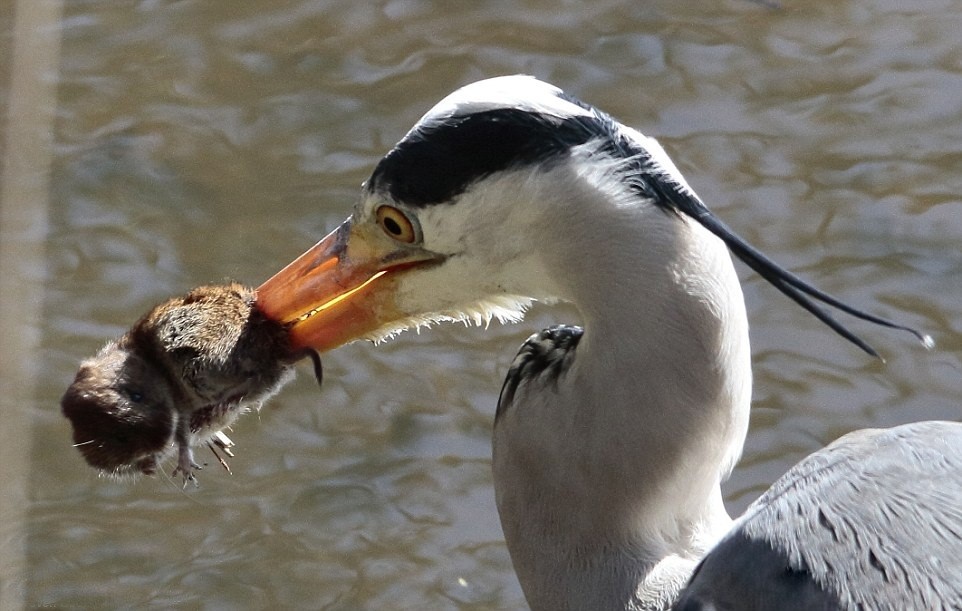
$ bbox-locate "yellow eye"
[376,205,417,243]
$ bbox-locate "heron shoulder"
[676,421,962,610]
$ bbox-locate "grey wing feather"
[675,421,962,611]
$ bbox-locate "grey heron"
[255,76,958,610]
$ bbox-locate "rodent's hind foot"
[172,444,202,488]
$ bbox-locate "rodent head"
[61,341,178,478]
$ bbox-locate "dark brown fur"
[61,283,320,484]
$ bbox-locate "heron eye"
[376,205,417,244]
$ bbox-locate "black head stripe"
[368,108,604,207]
[366,83,692,211]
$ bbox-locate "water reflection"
[5,1,961,609]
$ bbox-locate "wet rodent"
[61,283,321,485]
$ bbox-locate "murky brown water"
[3,0,962,608]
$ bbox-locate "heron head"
[256,76,632,351]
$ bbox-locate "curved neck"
[492,180,752,610]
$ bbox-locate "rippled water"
[4,1,962,608]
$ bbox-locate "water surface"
[4,1,962,608]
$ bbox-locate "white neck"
[491,170,752,610]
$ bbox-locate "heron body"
[256,76,957,610]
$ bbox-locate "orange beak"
[255,218,439,352]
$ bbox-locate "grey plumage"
[675,421,962,611]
